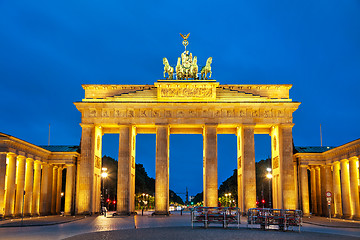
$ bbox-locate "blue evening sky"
[1,1,359,198]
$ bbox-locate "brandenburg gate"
[74,35,301,215]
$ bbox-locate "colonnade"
[299,157,360,219]
[0,152,76,217]
[107,123,296,215]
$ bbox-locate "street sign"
[326,191,332,197]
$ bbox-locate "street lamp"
[101,168,108,214]
[266,168,272,208]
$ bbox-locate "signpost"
[326,191,332,222]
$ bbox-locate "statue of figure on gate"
[201,57,212,80]
[163,58,174,80]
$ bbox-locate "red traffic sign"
[326,191,332,197]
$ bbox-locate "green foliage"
[256,157,272,207]
[191,158,273,208]
[192,192,203,205]
[218,169,237,201]
[102,155,184,205]
[170,190,184,205]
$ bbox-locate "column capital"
[26,158,34,163]
[241,124,256,128]
[340,159,349,163]
[7,152,17,158]
[349,156,359,162]
[279,123,295,128]
[65,164,75,167]
[17,155,26,160]
[80,123,94,128]
[332,161,340,166]
[299,164,309,168]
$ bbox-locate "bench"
[191,207,241,228]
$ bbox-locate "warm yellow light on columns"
[117,125,133,215]
[46,164,54,214]
[332,161,342,217]
[14,155,26,216]
[32,160,42,215]
[5,153,16,217]
[310,167,317,214]
[203,125,218,207]
[279,124,296,210]
[155,125,170,214]
[340,159,352,219]
[51,166,58,214]
[0,153,7,218]
[40,163,49,215]
[238,125,256,212]
[300,165,310,216]
[315,166,322,216]
[64,164,75,215]
[349,157,360,219]
[24,158,34,216]
[56,167,63,214]
[76,124,95,215]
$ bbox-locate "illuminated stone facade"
[0,133,79,218]
[294,139,360,219]
[74,79,300,215]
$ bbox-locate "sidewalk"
[0,215,85,228]
[303,216,360,228]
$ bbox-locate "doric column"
[15,155,26,216]
[237,125,255,212]
[0,153,7,218]
[315,166,322,216]
[51,166,58,214]
[46,164,54,214]
[76,124,95,214]
[203,125,218,207]
[40,163,50,215]
[349,157,360,219]
[5,153,16,217]
[155,125,170,214]
[320,166,327,216]
[310,166,317,214]
[65,164,75,215]
[24,158,34,216]
[32,160,42,215]
[332,161,342,217]
[340,159,351,219]
[299,165,310,216]
[56,167,63,214]
[117,125,136,215]
[279,124,296,210]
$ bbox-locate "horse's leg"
[209,70,212,79]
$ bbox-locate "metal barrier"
[247,208,302,232]
[191,207,241,229]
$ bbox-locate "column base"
[152,211,170,216]
[352,216,360,221]
[302,213,311,217]
[342,214,352,220]
[115,211,136,216]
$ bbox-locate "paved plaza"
[0,211,359,240]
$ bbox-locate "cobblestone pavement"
[0,215,85,227]
[64,226,358,240]
[0,211,359,240]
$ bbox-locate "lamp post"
[101,168,108,214]
[266,168,272,208]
